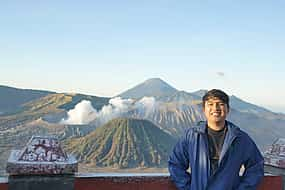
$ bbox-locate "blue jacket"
[168,121,264,190]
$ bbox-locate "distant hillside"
[0,93,109,130]
[191,89,285,120]
[118,78,178,99]
[230,95,285,120]
[65,118,176,168]
[0,93,72,130]
[0,85,53,114]
[228,109,285,150]
[58,93,110,111]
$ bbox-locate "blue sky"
[0,1,285,113]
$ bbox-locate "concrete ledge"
[0,178,8,184]
[0,178,7,190]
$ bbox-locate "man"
[168,89,264,190]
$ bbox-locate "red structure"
[0,175,282,190]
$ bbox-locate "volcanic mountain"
[65,118,176,168]
[118,78,178,99]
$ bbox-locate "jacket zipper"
[205,135,237,190]
[209,133,237,179]
[203,133,211,179]
[218,136,237,166]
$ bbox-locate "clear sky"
[0,1,285,113]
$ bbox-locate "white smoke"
[60,96,157,125]
[95,97,134,124]
[134,96,156,116]
[61,100,97,125]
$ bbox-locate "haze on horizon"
[0,1,285,113]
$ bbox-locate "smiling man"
[168,89,264,190]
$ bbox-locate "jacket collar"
[196,120,240,137]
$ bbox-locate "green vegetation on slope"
[65,118,176,168]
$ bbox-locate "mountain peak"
[117,78,178,99]
[139,78,174,87]
[144,77,166,83]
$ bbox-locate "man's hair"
[202,89,230,109]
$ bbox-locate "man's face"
[203,97,229,124]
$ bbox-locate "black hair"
[202,89,229,109]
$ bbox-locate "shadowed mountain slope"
[0,85,53,114]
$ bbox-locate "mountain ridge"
[0,85,53,114]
